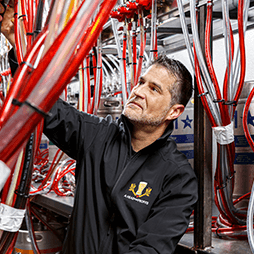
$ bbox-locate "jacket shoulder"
[158,137,190,166]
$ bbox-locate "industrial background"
[0,0,254,253]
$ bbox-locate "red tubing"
[215,144,240,224]
[0,69,11,76]
[123,32,127,92]
[0,0,118,164]
[81,61,85,111]
[154,28,158,59]
[21,0,28,32]
[0,29,48,128]
[132,29,137,89]
[94,48,103,114]
[135,10,145,86]
[233,0,246,110]
[86,56,92,114]
[91,50,97,112]
[37,148,62,189]
[205,0,230,126]
[14,0,23,64]
[194,44,217,127]
[223,23,234,103]
[27,0,34,49]
[243,87,254,151]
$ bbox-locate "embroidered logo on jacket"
[124,181,152,205]
[129,182,152,197]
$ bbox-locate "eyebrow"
[139,76,163,93]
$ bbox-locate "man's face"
[123,64,177,126]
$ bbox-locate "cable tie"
[133,62,137,65]
[216,227,222,239]
[223,100,237,106]
[212,122,234,145]
[18,14,26,19]
[14,189,29,198]
[198,91,209,97]
[213,99,225,103]
[14,12,18,16]
[138,55,144,58]
[79,67,88,70]
[12,99,51,118]
[118,57,126,60]
[12,98,22,107]
[150,49,158,52]
[23,101,51,118]
[20,61,34,69]
[128,62,133,65]
[34,29,41,34]
[227,170,236,180]
[0,203,26,232]
[26,32,34,36]
[216,182,227,190]
[97,67,102,69]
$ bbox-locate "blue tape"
[234,153,254,165]
[171,134,194,144]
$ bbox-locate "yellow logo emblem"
[129,182,152,198]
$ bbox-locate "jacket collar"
[119,114,174,148]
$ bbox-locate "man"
[1,2,198,253]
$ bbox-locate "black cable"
[34,0,45,38]
[0,133,35,253]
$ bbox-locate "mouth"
[128,101,143,109]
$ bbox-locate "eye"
[138,79,145,85]
[151,86,159,93]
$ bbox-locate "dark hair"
[151,55,193,107]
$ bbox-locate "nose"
[133,84,146,99]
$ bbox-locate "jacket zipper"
[110,151,140,199]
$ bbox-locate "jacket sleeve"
[43,99,114,161]
[125,165,198,254]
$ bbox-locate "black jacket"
[43,99,198,254]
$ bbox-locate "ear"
[166,104,185,121]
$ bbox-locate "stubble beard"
[123,106,170,127]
